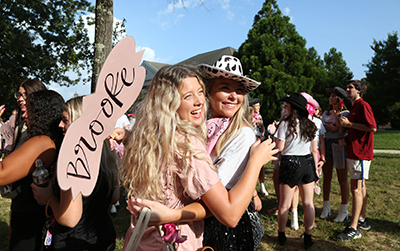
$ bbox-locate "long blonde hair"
[64,96,119,197]
[207,79,252,156]
[121,65,213,201]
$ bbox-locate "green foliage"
[313,47,353,111]
[0,0,94,118]
[235,0,326,123]
[365,32,400,126]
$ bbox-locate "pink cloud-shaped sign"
[57,36,145,199]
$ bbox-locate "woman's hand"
[108,127,128,150]
[31,181,55,205]
[127,197,179,226]
[249,138,279,168]
[253,194,262,212]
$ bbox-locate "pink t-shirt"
[122,137,220,251]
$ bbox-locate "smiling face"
[59,110,71,135]
[176,77,205,127]
[16,86,27,112]
[209,78,244,118]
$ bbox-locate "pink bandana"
[206,117,231,154]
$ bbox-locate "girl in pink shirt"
[120,65,278,250]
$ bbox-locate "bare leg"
[259,168,265,183]
[350,179,366,229]
[336,168,349,204]
[291,186,299,210]
[273,168,280,205]
[299,182,315,234]
[278,184,296,232]
[322,159,333,201]
[360,181,367,219]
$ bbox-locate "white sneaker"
[115,200,120,207]
[320,200,331,219]
[110,205,117,214]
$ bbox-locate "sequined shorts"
[279,154,318,186]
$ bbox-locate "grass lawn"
[1,131,399,250]
[374,130,400,150]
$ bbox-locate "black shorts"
[279,154,318,186]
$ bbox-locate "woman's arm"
[132,139,278,227]
[32,181,83,228]
[310,140,320,176]
[0,135,56,186]
[331,110,346,134]
[317,135,326,171]
[127,197,210,226]
[201,139,278,227]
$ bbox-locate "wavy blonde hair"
[64,96,119,197]
[206,79,252,156]
[121,65,214,201]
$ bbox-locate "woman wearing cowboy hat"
[275,93,319,249]
[198,55,265,251]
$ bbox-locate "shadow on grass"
[0,220,10,251]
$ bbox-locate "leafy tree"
[365,31,400,127]
[235,0,326,123]
[0,0,93,118]
[313,47,353,111]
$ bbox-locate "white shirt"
[115,115,130,129]
[211,127,256,190]
[276,119,318,156]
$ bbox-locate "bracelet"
[45,196,56,218]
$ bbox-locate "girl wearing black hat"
[275,93,319,249]
[320,87,350,222]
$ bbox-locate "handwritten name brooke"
[67,67,135,180]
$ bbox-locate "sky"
[50,0,400,101]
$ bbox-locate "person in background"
[249,97,268,197]
[320,87,350,222]
[32,96,119,250]
[314,106,323,119]
[12,79,47,151]
[275,93,319,249]
[289,92,326,231]
[337,80,376,241]
[110,114,129,214]
[1,90,64,251]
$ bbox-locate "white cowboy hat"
[198,55,260,94]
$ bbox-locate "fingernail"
[136,198,142,203]
[277,158,279,160]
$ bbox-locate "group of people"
[0,55,376,251]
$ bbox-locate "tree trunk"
[91,0,113,93]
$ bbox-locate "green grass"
[257,152,400,251]
[374,130,400,150]
[1,140,399,250]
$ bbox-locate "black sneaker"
[337,226,362,241]
[358,218,371,231]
